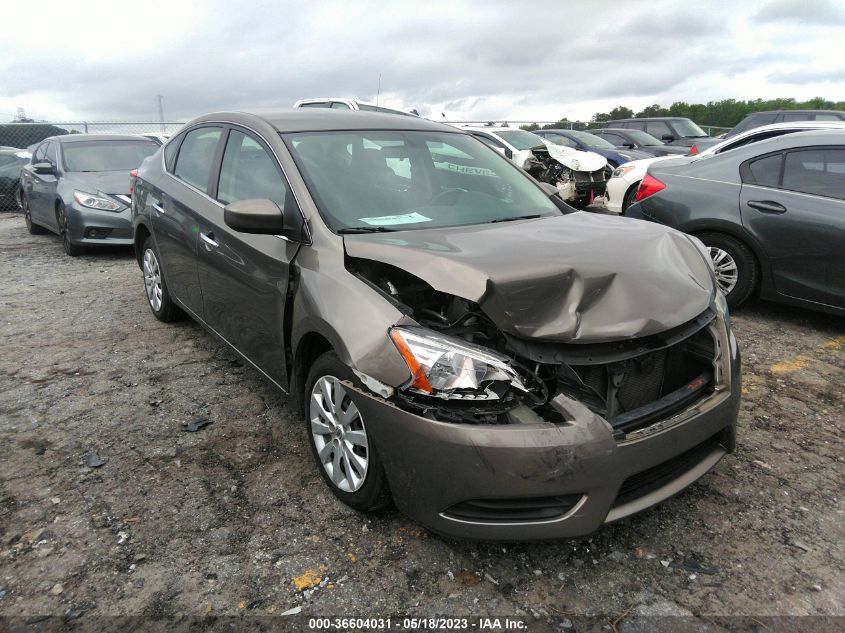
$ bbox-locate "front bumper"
[355,327,740,541]
[66,203,133,246]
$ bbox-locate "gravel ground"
[0,213,843,630]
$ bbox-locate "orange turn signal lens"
[389,329,433,393]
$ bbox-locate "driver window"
[216,130,288,207]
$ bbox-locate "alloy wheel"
[709,246,739,295]
[309,376,369,493]
[143,248,163,312]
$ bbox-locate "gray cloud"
[0,0,840,123]
[754,0,845,25]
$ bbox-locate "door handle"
[152,202,165,214]
[747,200,787,214]
[200,231,219,248]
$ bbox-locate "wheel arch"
[134,221,152,267]
[687,222,769,294]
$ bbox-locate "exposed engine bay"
[525,144,607,209]
[348,257,719,435]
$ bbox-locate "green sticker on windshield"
[359,212,432,226]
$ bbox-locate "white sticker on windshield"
[359,212,432,226]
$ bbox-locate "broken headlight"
[389,327,527,399]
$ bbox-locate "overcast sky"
[2,0,844,124]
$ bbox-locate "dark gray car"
[628,129,845,314]
[600,118,712,148]
[590,128,690,157]
[131,109,739,540]
[20,134,159,255]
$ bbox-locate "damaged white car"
[463,126,608,208]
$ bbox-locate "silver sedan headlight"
[73,191,122,212]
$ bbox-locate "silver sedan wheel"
[310,375,369,493]
[709,246,739,295]
[143,248,163,312]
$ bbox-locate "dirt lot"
[0,213,843,630]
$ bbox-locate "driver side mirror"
[33,162,54,175]
[224,198,284,234]
[661,133,675,142]
[623,142,635,149]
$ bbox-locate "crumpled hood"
[344,213,715,343]
[65,170,131,195]
[542,143,608,172]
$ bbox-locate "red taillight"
[689,144,699,155]
[634,173,666,202]
[129,169,138,195]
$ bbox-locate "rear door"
[154,126,225,316]
[24,142,55,227]
[195,126,301,386]
[740,147,845,308]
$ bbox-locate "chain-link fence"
[0,121,187,152]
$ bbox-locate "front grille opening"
[443,494,583,523]
[563,326,716,433]
[613,434,721,508]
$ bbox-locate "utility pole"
[157,95,165,133]
[376,74,381,107]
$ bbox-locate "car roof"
[746,109,845,116]
[190,109,454,134]
[608,117,692,123]
[49,134,159,144]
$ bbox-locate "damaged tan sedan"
[131,109,740,540]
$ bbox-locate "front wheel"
[23,194,48,235]
[698,232,758,308]
[141,237,182,322]
[304,352,391,512]
[57,203,83,256]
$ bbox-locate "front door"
[740,147,845,309]
[196,127,300,386]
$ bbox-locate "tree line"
[521,97,845,132]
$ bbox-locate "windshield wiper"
[337,226,398,234]
[488,214,542,224]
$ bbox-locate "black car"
[600,117,712,148]
[725,110,845,139]
[0,149,30,210]
[590,128,689,157]
[627,129,845,314]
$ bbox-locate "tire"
[304,351,391,512]
[697,232,758,308]
[621,183,639,213]
[141,236,182,322]
[22,194,48,235]
[56,203,83,256]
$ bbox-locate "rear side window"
[645,121,672,138]
[782,149,845,200]
[782,112,813,122]
[216,130,288,207]
[746,153,783,187]
[330,102,351,110]
[173,127,223,192]
[163,135,182,172]
[299,102,329,108]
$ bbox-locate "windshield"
[495,130,546,150]
[62,140,158,172]
[672,119,708,138]
[284,130,560,232]
[566,131,616,149]
[621,130,664,146]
